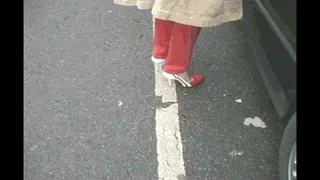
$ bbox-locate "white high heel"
[167,79,174,86]
[162,71,190,87]
[151,56,165,72]
[162,71,205,88]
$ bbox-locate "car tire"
[279,113,296,180]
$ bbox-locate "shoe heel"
[163,71,176,87]
[154,63,163,72]
[152,56,165,72]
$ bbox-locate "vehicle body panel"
[241,0,296,119]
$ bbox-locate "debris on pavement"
[243,116,267,128]
[229,150,244,157]
[235,99,242,103]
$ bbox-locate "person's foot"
[162,71,204,87]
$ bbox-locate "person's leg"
[162,22,203,87]
[164,22,201,74]
[152,18,173,60]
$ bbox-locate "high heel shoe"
[151,56,165,72]
[162,71,204,87]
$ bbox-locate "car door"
[241,0,296,118]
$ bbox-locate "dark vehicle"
[241,0,296,180]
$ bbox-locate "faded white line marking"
[153,16,186,180]
[244,116,267,128]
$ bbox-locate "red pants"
[152,18,201,74]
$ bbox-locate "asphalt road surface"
[24,0,285,179]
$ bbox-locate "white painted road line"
[153,17,186,180]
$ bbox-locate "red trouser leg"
[164,22,201,74]
[152,18,173,59]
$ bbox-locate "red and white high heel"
[151,56,165,72]
[162,71,204,87]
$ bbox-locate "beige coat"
[113,0,242,27]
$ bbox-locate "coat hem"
[114,1,136,6]
[152,8,243,27]
[114,1,153,9]
[137,1,154,9]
